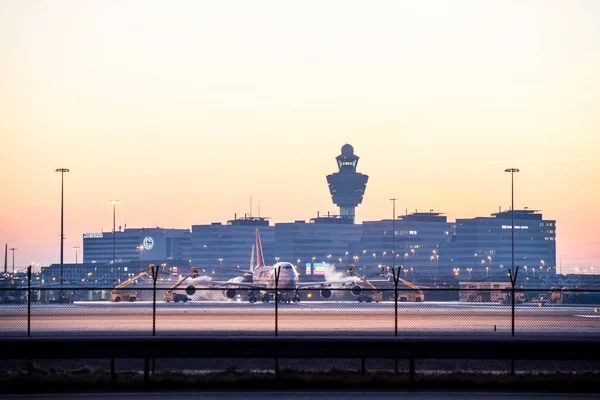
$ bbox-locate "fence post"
[392,266,401,337]
[392,266,401,374]
[508,266,519,337]
[27,265,31,337]
[152,265,158,337]
[275,266,280,337]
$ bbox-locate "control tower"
[326,144,369,223]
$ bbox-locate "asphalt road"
[0,301,598,337]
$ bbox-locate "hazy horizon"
[1,0,599,271]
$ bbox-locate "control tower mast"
[326,144,369,223]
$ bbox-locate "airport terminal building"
[274,213,362,276]
[442,209,556,281]
[82,227,191,265]
[361,212,454,282]
[188,215,274,277]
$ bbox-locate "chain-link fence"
[1,285,599,337]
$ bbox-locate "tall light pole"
[108,200,121,267]
[390,198,398,268]
[72,246,80,264]
[56,168,69,286]
[9,248,16,275]
[505,168,519,278]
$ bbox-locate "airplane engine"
[351,285,362,297]
[225,289,236,299]
[320,289,332,299]
[185,285,196,296]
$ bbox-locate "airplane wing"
[296,278,361,289]
[185,278,269,290]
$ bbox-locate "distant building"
[189,215,274,276]
[82,227,191,265]
[326,144,369,223]
[361,212,454,282]
[443,209,556,281]
[274,213,362,276]
[40,259,191,287]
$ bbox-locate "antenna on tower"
[250,195,253,218]
[258,200,261,218]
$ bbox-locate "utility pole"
[109,200,121,267]
[9,248,16,275]
[389,199,398,268]
[56,168,69,286]
[505,168,519,279]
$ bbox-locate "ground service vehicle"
[164,266,199,302]
[109,267,153,302]
[347,265,425,302]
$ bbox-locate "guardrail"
[2,336,599,383]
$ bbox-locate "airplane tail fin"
[249,244,255,272]
[255,228,265,267]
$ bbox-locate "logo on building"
[83,233,103,239]
[143,236,154,250]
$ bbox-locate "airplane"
[179,229,363,303]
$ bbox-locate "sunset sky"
[1,0,599,272]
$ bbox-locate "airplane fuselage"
[252,262,298,290]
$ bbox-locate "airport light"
[108,200,121,268]
[8,248,16,275]
[72,246,80,264]
[505,167,520,280]
[56,168,69,286]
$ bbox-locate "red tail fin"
[255,228,265,267]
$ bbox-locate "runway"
[1,301,598,337]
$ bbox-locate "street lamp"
[8,248,16,275]
[390,198,398,267]
[505,167,520,277]
[108,200,121,267]
[275,257,280,263]
[56,168,69,286]
[218,258,223,266]
[72,246,80,264]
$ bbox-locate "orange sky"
[1,1,599,272]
